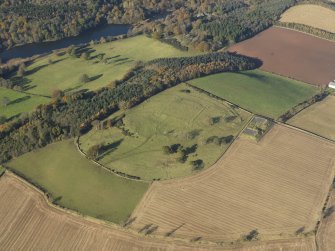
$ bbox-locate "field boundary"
[280,122,335,145]
[0,171,211,248]
[186,82,267,119]
[75,137,151,183]
[0,171,318,250]
[274,24,335,43]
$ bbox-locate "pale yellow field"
[131,125,335,242]
[289,96,335,141]
[280,4,335,33]
[0,172,317,251]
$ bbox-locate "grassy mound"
[189,70,319,119]
[79,84,251,180]
[7,140,149,224]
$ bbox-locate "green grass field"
[289,96,335,141]
[189,70,319,119]
[7,140,149,224]
[0,87,50,119]
[79,84,251,180]
[12,35,195,96]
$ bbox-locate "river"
[0,24,130,62]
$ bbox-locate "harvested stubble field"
[228,27,335,87]
[0,172,317,251]
[280,4,335,33]
[317,189,335,251]
[288,96,335,141]
[130,125,335,242]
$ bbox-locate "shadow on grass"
[239,71,270,83]
[97,139,124,160]
[115,59,134,66]
[90,74,103,82]
[10,77,34,91]
[8,95,31,105]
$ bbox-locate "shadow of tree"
[8,95,31,106]
[90,74,103,82]
[97,139,124,160]
[10,77,33,91]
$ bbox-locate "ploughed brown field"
[131,125,335,242]
[317,190,335,251]
[0,172,317,251]
[228,27,335,86]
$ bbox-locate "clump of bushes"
[206,135,234,145]
[86,144,103,160]
[190,159,204,171]
[79,74,90,83]
[242,229,260,241]
[162,143,198,163]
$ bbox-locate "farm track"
[0,172,317,251]
[131,125,335,242]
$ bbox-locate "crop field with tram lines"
[129,125,335,242]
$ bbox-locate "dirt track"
[131,125,335,242]
[228,27,335,86]
[0,171,317,251]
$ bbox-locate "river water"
[0,24,130,62]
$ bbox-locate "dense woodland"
[0,0,175,50]
[0,52,260,163]
[132,0,297,51]
[1,0,335,52]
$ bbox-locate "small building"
[329,81,335,89]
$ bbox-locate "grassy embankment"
[189,69,319,119]
[7,140,149,224]
[79,84,251,180]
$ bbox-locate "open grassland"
[190,70,318,119]
[228,27,335,87]
[0,87,49,119]
[317,189,335,251]
[280,4,335,33]
[289,96,335,141]
[0,173,317,251]
[11,35,195,96]
[6,140,148,224]
[79,84,251,180]
[130,125,335,242]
